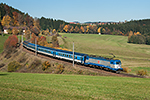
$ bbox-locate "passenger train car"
[23,41,123,73]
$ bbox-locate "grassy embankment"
[57,33,150,74]
[0,72,150,100]
[0,35,9,53]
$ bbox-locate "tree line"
[1,3,150,45]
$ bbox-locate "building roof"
[3,26,27,30]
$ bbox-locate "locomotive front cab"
[114,60,121,69]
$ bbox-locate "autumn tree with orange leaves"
[63,25,69,33]
[4,35,18,52]
[13,11,19,26]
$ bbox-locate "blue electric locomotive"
[23,41,123,73]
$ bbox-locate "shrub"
[29,58,41,70]
[78,70,83,74]
[18,57,27,63]
[55,64,65,74]
[4,35,18,50]
[42,61,51,71]
[123,67,131,73]
[136,69,148,76]
[7,61,22,72]
[0,63,5,68]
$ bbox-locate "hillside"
[0,47,106,76]
[0,34,150,75]
[59,33,150,73]
[0,35,9,53]
[1,3,150,36]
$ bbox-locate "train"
[23,41,123,73]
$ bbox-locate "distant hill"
[1,3,150,36]
[0,3,68,31]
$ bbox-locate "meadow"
[0,72,150,100]
[58,33,150,73]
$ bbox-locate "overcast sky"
[1,0,150,23]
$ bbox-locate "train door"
[53,51,56,57]
[81,57,84,64]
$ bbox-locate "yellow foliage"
[122,67,131,73]
[97,27,102,33]
[63,25,68,33]
[12,27,18,35]
[52,29,56,34]
[1,15,11,27]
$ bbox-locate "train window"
[71,56,72,58]
[75,56,77,59]
[116,62,120,64]
[67,55,68,57]
[110,62,113,64]
[63,54,64,56]
[69,55,71,58]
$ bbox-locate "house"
[3,26,27,34]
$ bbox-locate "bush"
[29,58,41,70]
[78,70,83,74]
[136,69,148,76]
[18,57,27,63]
[123,67,131,73]
[42,61,51,71]
[4,35,18,50]
[0,63,5,68]
[55,64,65,74]
[7,61,22,72]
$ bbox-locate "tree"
[30,18,40,35]
[13,11,19,26]
[43,28,50,35]
[80,26,85,33]
[63,25,69,33]
[102,28,106,33]
[30,33,38,44]
[97,27,102,33]
[52,35,59,47]
[38,36,48,46]
[59,24,64,32]
[74,26,79,33]
[25,29,31,40]
[128,31,133,42]
[12,27,18,35]
[86,26,89,33]
[17,13,24,26]
[4,35,18,52]
[69,26,74,33]
[1,15,11,27]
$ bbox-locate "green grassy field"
[58,33,150,72]
[0,35,9,53]
[0,72,150,100]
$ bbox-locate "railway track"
[22,46,146,78]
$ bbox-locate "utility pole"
[30,32,31,40]
[73,41,74,67]
[18,33,19,43]
[35,38,37,56]
[21,33,23,49]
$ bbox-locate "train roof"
[89,56,121,62]
[24,41,88,56]
[24,41,121,62]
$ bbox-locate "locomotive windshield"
[116,62,121,64]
